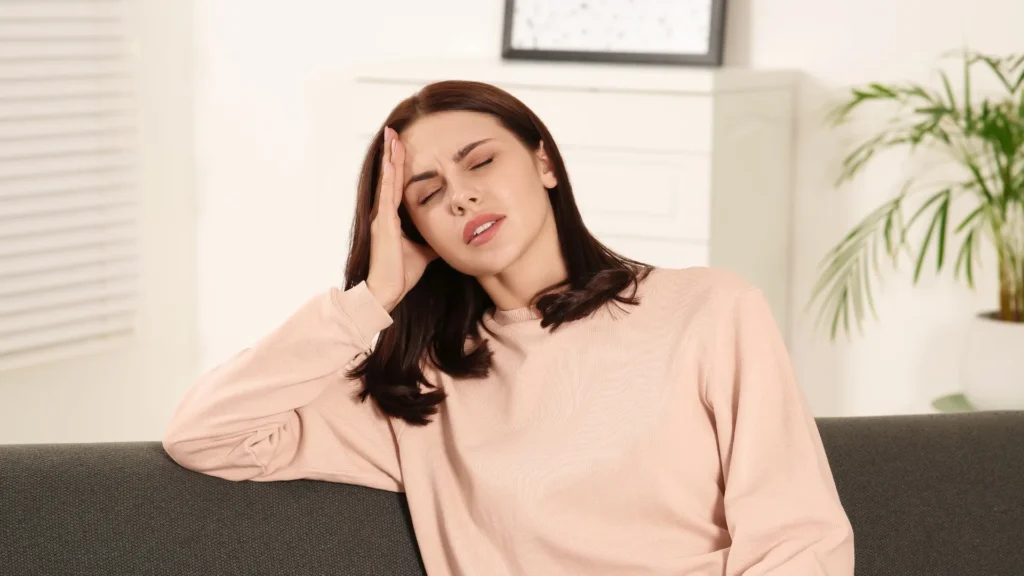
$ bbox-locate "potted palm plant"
[809,50,1024,410]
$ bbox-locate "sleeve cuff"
[330,281,394,349]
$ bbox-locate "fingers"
[378,127,395,215]
[391,136,406,208]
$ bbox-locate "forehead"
[400,111,507,157]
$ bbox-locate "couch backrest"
[816,411,1024,576]
[2,411,1022,576]
[0,441,426,576]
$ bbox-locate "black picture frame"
[501,0,728,67]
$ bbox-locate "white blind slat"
[0,223,135,258]
[0,276,134,315]
[0,204,135,241]
[0,258,135,297]
[0,335,129,372]
[0,19,122,40]
[0,76,132,99]
[0,59,130,81]
[0,2,123,21]
[0,40,124,60]
[0,129,133,159]
[0,186,132,217]
[1,240,135,281]
[0,116,134,146]
[0,96,134,120]
[0,310,135,355]
[0,336,129,372]
[0,167,129,198]
[0,150,132,181]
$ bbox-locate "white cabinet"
[344,60,796,338]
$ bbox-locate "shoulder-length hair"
[344,80,652,426]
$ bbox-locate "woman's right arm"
[162,280,404,491]
[165,127,430,489]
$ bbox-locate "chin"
[447,242,525,278]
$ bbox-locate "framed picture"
[501,0,728,67]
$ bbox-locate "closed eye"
[418,158,491,205]
[470,157,493,170]
[419,186,443,206]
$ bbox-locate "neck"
[477,213,567,311]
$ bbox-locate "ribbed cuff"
[330,281,394,349]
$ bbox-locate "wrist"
[365,280,398,313]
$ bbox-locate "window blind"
[0,0,138,371]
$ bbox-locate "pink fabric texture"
[163,266,854,575]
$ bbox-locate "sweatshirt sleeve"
[162,281,404,491]
[704,287,854,575]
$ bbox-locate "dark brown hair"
[343,80,652,426]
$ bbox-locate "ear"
[535,141,558,190]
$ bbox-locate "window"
[0,1,138,371]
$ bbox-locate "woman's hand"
[365,127,438,312]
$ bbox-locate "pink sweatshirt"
[163,266,854,575]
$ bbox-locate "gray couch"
[2,411,1022,576]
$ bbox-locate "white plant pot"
[961,312,1024,410]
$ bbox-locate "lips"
[463,213,505,244]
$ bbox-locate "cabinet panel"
[562,147,710,243]
[504,87,713,153]
[596,234,709,269]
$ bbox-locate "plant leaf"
[977,54,1015,93]
[939,71,959,118]
[808,194,908,340]
[911,189,952,283]
[964,49,974,130]
[905,187,950,233]
[935,192,950,272]
[956,204,985,232]
[1013,55,1024,92]
[954,227,977,287]
[863,240,880,321]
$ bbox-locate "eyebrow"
[404,138,493,189]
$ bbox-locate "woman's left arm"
[704,287,854,576]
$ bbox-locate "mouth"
[463,214,506,245]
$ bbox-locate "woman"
[163,80,854,575]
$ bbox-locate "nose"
[448,184,480,215]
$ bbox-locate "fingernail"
[391,139,396,154]
[383,126,389,143]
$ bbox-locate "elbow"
[161,422,207,474]
[834,516,855,567]
[793,516,855,575]
[733,514,855,575]
[161,423,267,482]
[160,410,200,468]
[824,502,855,558]
[161,428,195,471]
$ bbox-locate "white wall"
[192,0,1023,420]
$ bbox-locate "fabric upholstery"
[817,411,1024,576]
[0,442,425,576]
[1,411,1022,575]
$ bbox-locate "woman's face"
[398,111,559,277]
